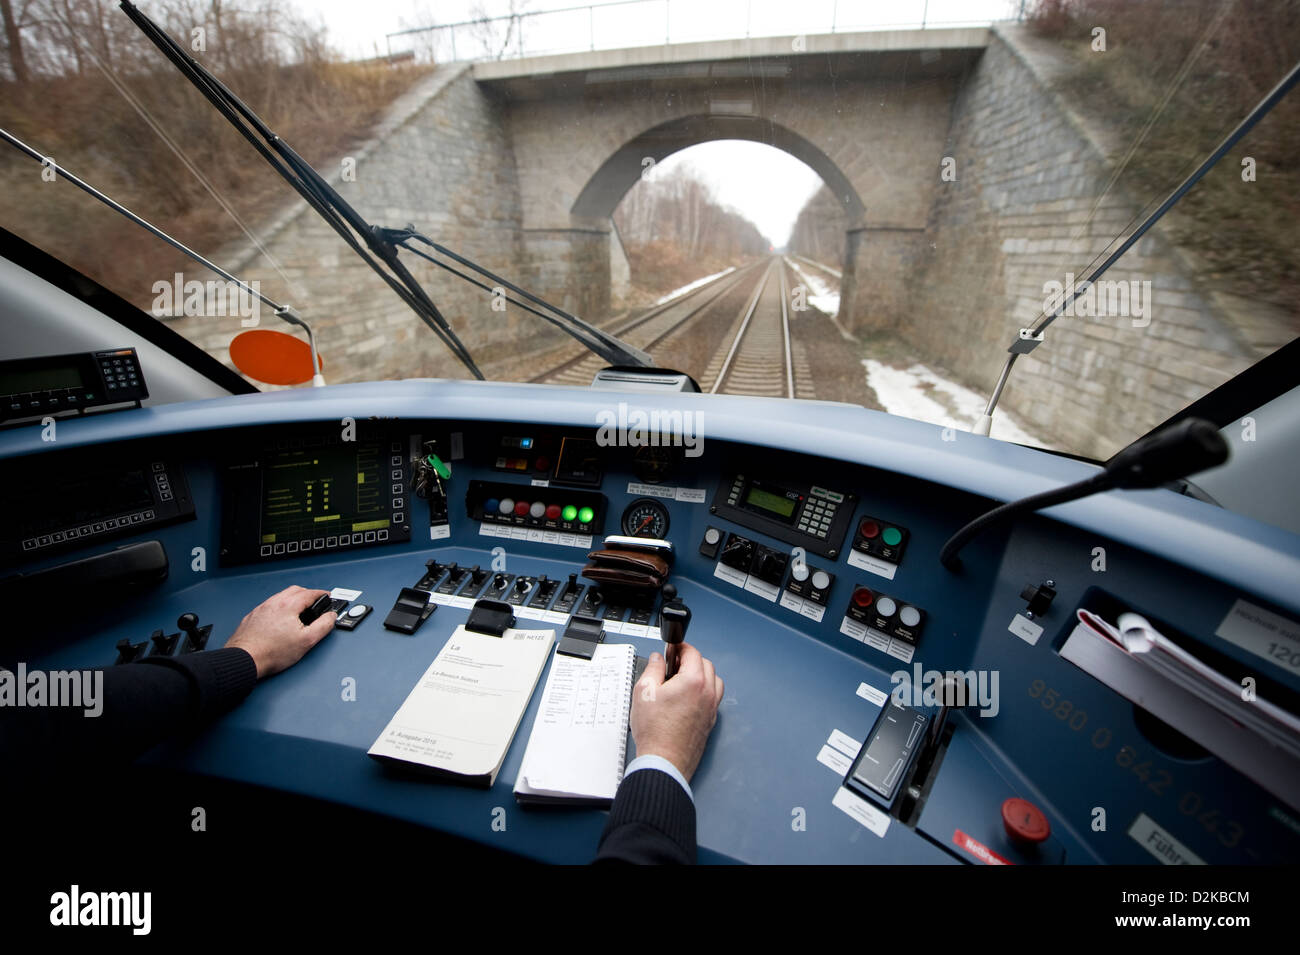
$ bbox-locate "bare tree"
[466,0,527,60]
[0,0,30,84]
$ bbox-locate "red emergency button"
[859,519,880,539]
[514,500,530,517]
[851,586,874,609]
[1002,797,1050,845]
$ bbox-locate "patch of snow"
[784,257,840,319]
[794,253,841,279]
[654,267,735,305]
[862,359,1055,448]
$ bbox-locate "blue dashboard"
[4,379,1300,865]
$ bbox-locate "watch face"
[631,445,681,484]
[621,498,671,538]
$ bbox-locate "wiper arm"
[0,127,324,384]
[973,57,1300,437]
[377,227,651,368]
[120,1,650,377]
[119,0,483,378]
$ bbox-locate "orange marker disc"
[229,329,323,385]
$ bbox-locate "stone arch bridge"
[190,24,1276,459]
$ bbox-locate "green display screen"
[260,442,390,544]
[745,486,796,519]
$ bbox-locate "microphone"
[939,418,1228,571]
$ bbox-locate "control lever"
[150,627,180,656]
[658,584,691,679]
[177,612,211,653]
[896,676,963,822]
[299,593,334,626]
[114,636,148,665]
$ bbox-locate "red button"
[852,586,874,609]
[1001,797,1050,845]
[514,501,530,516]
[534,456,550,472]
[546,504,561,520]
[859,519,880,539]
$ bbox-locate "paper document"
[514,643,636,804]
[1065,609,1300,810]
[368,625,554,785]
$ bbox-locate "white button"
[498,498,514,515]
[347,605,367,618]
[530,501,546,519]
[704,528,720,545]
[791,562,809,582]
[811,570,831,590]
[899,605,921,627]
[876,596,897,617]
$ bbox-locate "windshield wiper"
[973,57,1300,438]
[376,227,651,367]
[119,1,650,378]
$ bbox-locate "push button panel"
[845,585,927,645]
[467,480,605,538]
[851,514,911,565]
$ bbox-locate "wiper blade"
[973,56,1300,437]
[119,0,650,378]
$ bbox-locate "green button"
[562,505,578,521]
[577,506,595,524]
[882,527,903,546]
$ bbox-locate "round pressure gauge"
[621,498,670,538]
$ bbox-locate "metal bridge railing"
[384,0,1025,65]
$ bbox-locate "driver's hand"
[226,585,336,679]
[629,642,724,782]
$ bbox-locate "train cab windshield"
[1,0,1299,927]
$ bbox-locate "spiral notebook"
[514,642,637,806]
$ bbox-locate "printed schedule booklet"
[368,624,554,787]
[514,642,638,806]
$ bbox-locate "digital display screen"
[259,442,391,544]
[13,468,153,538]
[745,486,797,519]
[0,363,84,394]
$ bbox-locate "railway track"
[533,256,813,399]
[530,262,764,387]
[700,258,796,398]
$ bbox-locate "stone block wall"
[873,25,1269,457]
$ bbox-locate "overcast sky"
[286,0,1017,244]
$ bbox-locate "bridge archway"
[571,114,865,224]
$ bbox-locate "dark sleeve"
[0,648,258,769]
[593,767,696,865]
